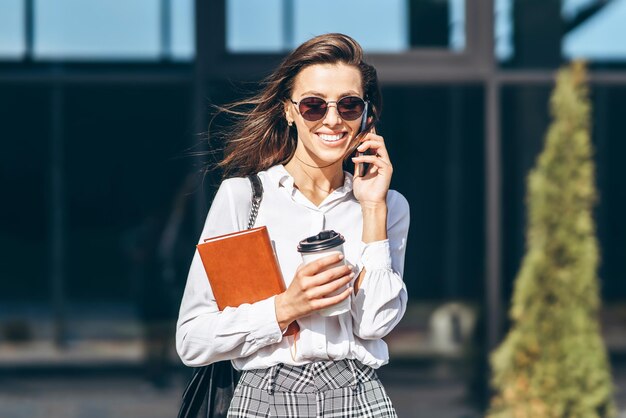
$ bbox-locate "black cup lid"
[297,230,345,253]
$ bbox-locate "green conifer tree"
[487,62,616,418]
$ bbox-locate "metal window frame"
[200,0,492,82]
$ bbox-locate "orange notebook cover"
[196,226,298,336]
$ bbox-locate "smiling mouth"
[316,132,347,143]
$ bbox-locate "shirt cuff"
[360,239,392,271]
[248,296,283,345]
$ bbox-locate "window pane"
[226,0,466,53]
[63,85,191,302]
[497,0,626,67]
[170,0,195,60]
[563,0,626,61]
[292,0,409,52]
[494,0,514,61]
[227,0,285,52]
[380,85,484,299]
[34,0,160,60]
[0,86,49,302]
[0,0,25,59]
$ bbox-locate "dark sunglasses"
[290,96,367,122]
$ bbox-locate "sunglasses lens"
[299,97,327,121]
[297,96,366,122]
[337,97,366,120]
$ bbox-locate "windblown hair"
[210,33,382,179]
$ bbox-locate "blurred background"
[1,1,626,417]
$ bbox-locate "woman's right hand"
[274,253,354,330]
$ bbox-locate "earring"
[288,121,293,127]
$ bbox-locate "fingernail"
[338,254,344,260]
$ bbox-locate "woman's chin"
[299,152,345,168]
[315,147,352,165]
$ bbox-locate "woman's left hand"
[351,127,393,207]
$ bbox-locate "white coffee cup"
[297,230,350,317]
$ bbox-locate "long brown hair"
[210,33,382,179]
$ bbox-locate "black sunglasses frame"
[289,96,368,122]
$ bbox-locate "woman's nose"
[322,104,342,126]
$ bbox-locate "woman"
[176,33,410,417]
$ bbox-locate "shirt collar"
[266,164,294,189]
[266,164,354,199]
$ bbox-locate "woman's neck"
[284,154,345,196]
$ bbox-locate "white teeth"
[318,133,344,142]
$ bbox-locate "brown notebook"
[196,226,299,336]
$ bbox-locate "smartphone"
[356,102,371,177]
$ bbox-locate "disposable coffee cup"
[297,230,350,317]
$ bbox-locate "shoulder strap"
[247,174,263,229]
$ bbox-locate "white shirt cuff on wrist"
[360,239,392,271]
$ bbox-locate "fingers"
[290,255,356,315]
[308,271,354,300]
[351,154,391,172]
[312,285,353,310]
[310,263,353,286]
[298,253,344,276]
[296,255,353,288]
[307,263,353,287]
[295,257,353,291]
[357,138,390,162]
[360,130,382,143]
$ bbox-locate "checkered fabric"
[227,359,397,417]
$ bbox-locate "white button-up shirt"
[176,164,410,370]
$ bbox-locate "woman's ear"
[284,102,295,126]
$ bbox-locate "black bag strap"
[247,174,263,229]
[178,174,263,418]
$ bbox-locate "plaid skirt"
[227,359,397,418]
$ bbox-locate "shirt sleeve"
[176,179,284,367]
[350,191,410,340]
